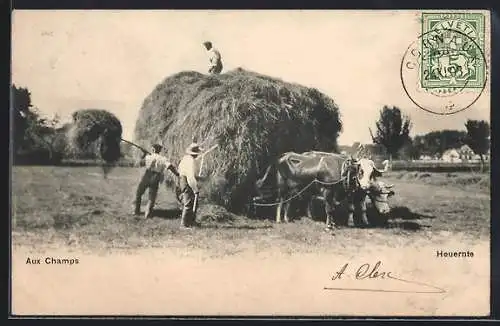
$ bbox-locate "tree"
[398,137,414,160]
[369,106,412,163]
[11,84,63,163]
[409,135,425,159]
[465,119,490,168]
[12,84,36,152]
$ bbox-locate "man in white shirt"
[203,41,223,75]
[134,144,179,219]
[177,143,203,228]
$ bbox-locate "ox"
[254,151,393,229]
[301,151,394,224]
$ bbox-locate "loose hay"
[134,68,343,213]
[66,109,123,176]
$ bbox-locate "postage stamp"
[420,13,486,90]
[400,11,488,115]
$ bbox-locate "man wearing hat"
[177,142,204,228]
[134,143,179,219]
[203,41,223,75]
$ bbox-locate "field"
[11,166,491,316]
[12,165,490,251]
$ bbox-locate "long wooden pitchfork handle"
[120,138,151,155]
[198,144,219,177]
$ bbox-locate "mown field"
[11,165,490,255]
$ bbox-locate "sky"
[11,10,490,146]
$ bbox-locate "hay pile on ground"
[134,68,342,213]
[66,109,122,163]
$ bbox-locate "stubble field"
[12,165,490,253]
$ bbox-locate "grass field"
[389,160,490,173]
[12,166,490,255]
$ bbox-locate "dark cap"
[152,144,163,153]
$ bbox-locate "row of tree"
[12,85,63,162]
[370,105,491,165]
[12,85,112,164]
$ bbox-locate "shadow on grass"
[151,208,181,220]
[388,206,436,220]
[250,201,436,232]
[200,224,274,230]
[386,221,432,231]
[246,199,327,223]
[366,205,435,231]
[245,204,277,221]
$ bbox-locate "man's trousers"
[178,175,196,227]
[135,169,163,217]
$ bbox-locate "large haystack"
[66,109,122,163]
[134,68,342,213]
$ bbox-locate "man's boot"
[145,201,154,219]
[133,201,141,216]
[191,213,201,227]
[180,209,191,228]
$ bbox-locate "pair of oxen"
[253,151,395,229]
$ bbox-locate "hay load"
[134,68,342,213]
[66,109,123,167]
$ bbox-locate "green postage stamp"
[421,12,486,89]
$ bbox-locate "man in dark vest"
[134,144,179,219]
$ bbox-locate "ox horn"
[372,159,389,173]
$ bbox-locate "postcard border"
[7,0,499,322]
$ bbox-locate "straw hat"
[185,143,203,156]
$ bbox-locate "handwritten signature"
[324,261,446,294]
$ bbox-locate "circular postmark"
[400,28,487,115]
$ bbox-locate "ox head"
[356,159,390,189]
[366,180,395,215]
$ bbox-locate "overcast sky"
[11,10,490,145]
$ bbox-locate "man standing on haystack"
[134,144,179,219]
[177,142,204,229]
[203,41,223,75]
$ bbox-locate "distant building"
[458,145,474,161]
[441,149,461,163]
[419,155,433,161]
[473,150,490,162]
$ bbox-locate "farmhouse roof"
[459,144,474,153]
[442,148,459,157]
